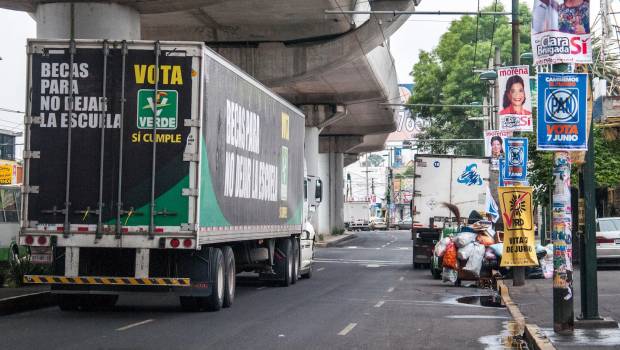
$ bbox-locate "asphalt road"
[0,230,511,350]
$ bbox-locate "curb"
[315,233,356,248]
[0,291,56,316]
[496,280,556,350]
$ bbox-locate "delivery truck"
[344,201,370,231]
[410,154,490,268]
[19,39,323,311]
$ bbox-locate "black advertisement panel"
[28,42,193,227]
[199,54,304,227]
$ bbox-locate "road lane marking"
[367,264,380,268]
[387,287,395,293]
[317,267,325,272]
[346,246,358,249]
[256,286,267,290]
[399,276,404,281]
[116,319,154,331]
[381,245,387,248]
[374,300,385,308]
[338,323,358,336]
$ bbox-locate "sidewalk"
[314,232,356,248]
[506,269,620,349]
[0,284,54,315]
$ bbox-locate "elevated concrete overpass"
[0,0,417,234]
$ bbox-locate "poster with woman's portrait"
[484,130,513,170]
[531,0,592,65]
[498,66,533,132]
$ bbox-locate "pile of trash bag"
[434,221,497,284]
[434,222,554,284]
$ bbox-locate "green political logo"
[137,89,178,130]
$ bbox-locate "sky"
[0,0,605,156]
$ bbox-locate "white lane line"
[367,264,380,268]
[346,246,358,249]
[399,276,404,281]
[256,286,267,290]
[317,267,325,272]
[387,287,395,293]
[374,300,385,308]
[116,319,154,331]
[381,245,387,248]
[338,323,358,336]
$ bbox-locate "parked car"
[369,218,388,231]
[394,218,412,230]
[596,217,620,266]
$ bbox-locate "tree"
[408,3,532,156]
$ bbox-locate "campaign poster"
[531,0,592,65]
[503,137,528,182]
[498,66,533,132]
[498,186,538,267]
[537,73,588,151]
[484,130,512,170]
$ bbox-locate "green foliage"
[331,227,345,236]
[409,3,532,155]
[593,127,620,187]
[363,154,385,167]
[395,166,414,179]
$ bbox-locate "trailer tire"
[203,247,225,311]
[291,238,299,285]
[276,239,293,287]
[222,246,235,308]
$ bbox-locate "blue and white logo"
[457,163,483,186]
[433,161,440,168]
[544,88,579,124]
[508,145,524,166]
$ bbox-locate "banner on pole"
[503,137,528,182]
[537,73,588,151]
[484,130,512,170]
[498,186,538,267]
[498,66,533,132]
[531,0,592,65]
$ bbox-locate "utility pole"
[552,151,574,333]
[365,153,370,202]
[579,120,600,321]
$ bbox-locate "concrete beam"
[300,104,347,130]
[319,136,364,154]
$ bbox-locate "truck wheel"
[301,264,313,279]
[204,247,225,311]
[222,246,235,308]
[276,238,293,287]
[291,238,299,285]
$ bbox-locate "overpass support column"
[35,2,141,39]
[329,150,345,234]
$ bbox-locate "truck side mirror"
[315,179,323,203]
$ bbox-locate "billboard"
[498,66,533,132]
[498,186,539,267]
[503,137,528,182]
[537,73,588,151]
[531,0,592,65]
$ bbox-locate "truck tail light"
[37,236,48,245]
[183,239,193,248]
[596,236,614,244]
[170,238,180,248]
[25,235,34,245]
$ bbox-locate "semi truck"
[410,154,490,268]
[19,39,323,311]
